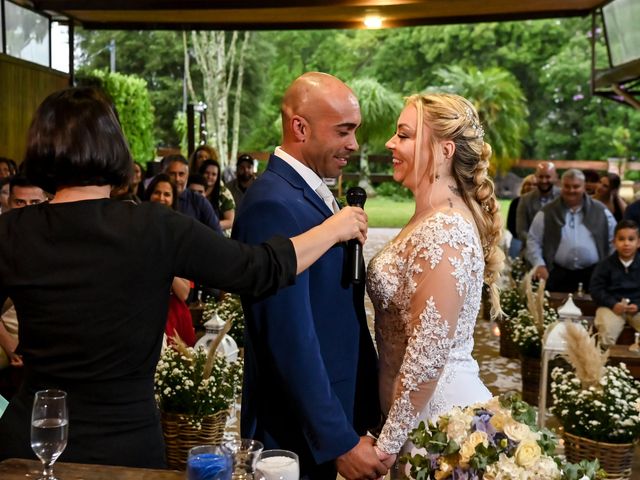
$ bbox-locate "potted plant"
[404,392,603,480]
[551,322,640,480]
[155,338,242,469]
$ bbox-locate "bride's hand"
[325,206,368,244]
[374,446,396,477]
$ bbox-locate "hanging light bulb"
[363,14,382,29]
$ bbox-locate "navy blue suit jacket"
[232,155,379,475]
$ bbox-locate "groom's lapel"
[268,155,333,218]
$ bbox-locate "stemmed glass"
[31,389,68,480]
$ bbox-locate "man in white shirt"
[527,169,615,292]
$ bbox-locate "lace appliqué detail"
[377,299,453,453]
[368,212,485,455]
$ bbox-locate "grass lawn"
[367,196,513,228]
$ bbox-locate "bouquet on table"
[404,393,603,480]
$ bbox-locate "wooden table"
[0,458,184,480]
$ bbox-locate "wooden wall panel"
[0,54,70,164]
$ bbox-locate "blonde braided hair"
[407,93,504,318]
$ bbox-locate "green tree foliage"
[76,18,638,165]
[82,70,155,164]
[533,26,640,162]
[427,66,529,174]
[349,78,403,192]
[76,30,185,146]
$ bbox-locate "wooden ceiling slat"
[32,0,610,30]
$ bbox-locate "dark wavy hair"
[198,159,222,216]
[144,173,178,210]
[23,87,133,194]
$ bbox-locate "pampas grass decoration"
[562,321,608,389]
[170,330,194,360]
[524,270,546,337]
[204,320,232,380]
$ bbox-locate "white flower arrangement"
[551,364,640,443]
[203,293,244,348]
[154,344,242,427]
[550,323,640,444]
[404,393,603,480]
[509,306,559,357]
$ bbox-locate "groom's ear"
[291,115,308,142]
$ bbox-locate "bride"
[366,93,504,469]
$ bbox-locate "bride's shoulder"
[415,208,475,233]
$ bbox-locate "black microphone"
[346,187,367,284]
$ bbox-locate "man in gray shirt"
[516,161,560,249]
[526,169,615,293]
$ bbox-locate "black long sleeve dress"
[0,199,296,468]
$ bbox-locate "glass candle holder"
[255,449,299,480]
[224,438,263,480]
[187,445,233,480]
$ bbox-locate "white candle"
[255,455,299,480]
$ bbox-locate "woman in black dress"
[0,87,367,468]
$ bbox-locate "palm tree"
[349,78,403,195]
[427,66,529,174]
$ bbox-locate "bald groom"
[233,72,387,480]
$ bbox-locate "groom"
[232,72,387,480]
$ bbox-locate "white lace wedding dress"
[366,211,491,456]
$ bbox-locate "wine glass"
[31,389,68,480]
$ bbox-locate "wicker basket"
[498,321,519,359]
[563,431,635,480]
[520,355,541,405]
[161,409,229,470]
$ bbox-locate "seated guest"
[625,197,640,226]
[226,153,256,210]
[145,173,178,209]
[187,173,207,197]
[9,176,48,209]
[594,172,627,221]
[506,174,536,258]
[0,302,20,369]
[582,168,601,196]
[0,86,367,468]
[1,178,46,369]
[164,154,223,234]
[199,159,236,232]
[590,220,640,346]
[515,161,559,249]
[0,178,10,214]
[0,157,16,179]
[527,168,615,292]
[132,161,146,199]
[146,175,196,347]
[189,144,218,174]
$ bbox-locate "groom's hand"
[336,436,388,480]
[374,446,396,469]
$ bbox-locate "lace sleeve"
[376,213,481,454]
